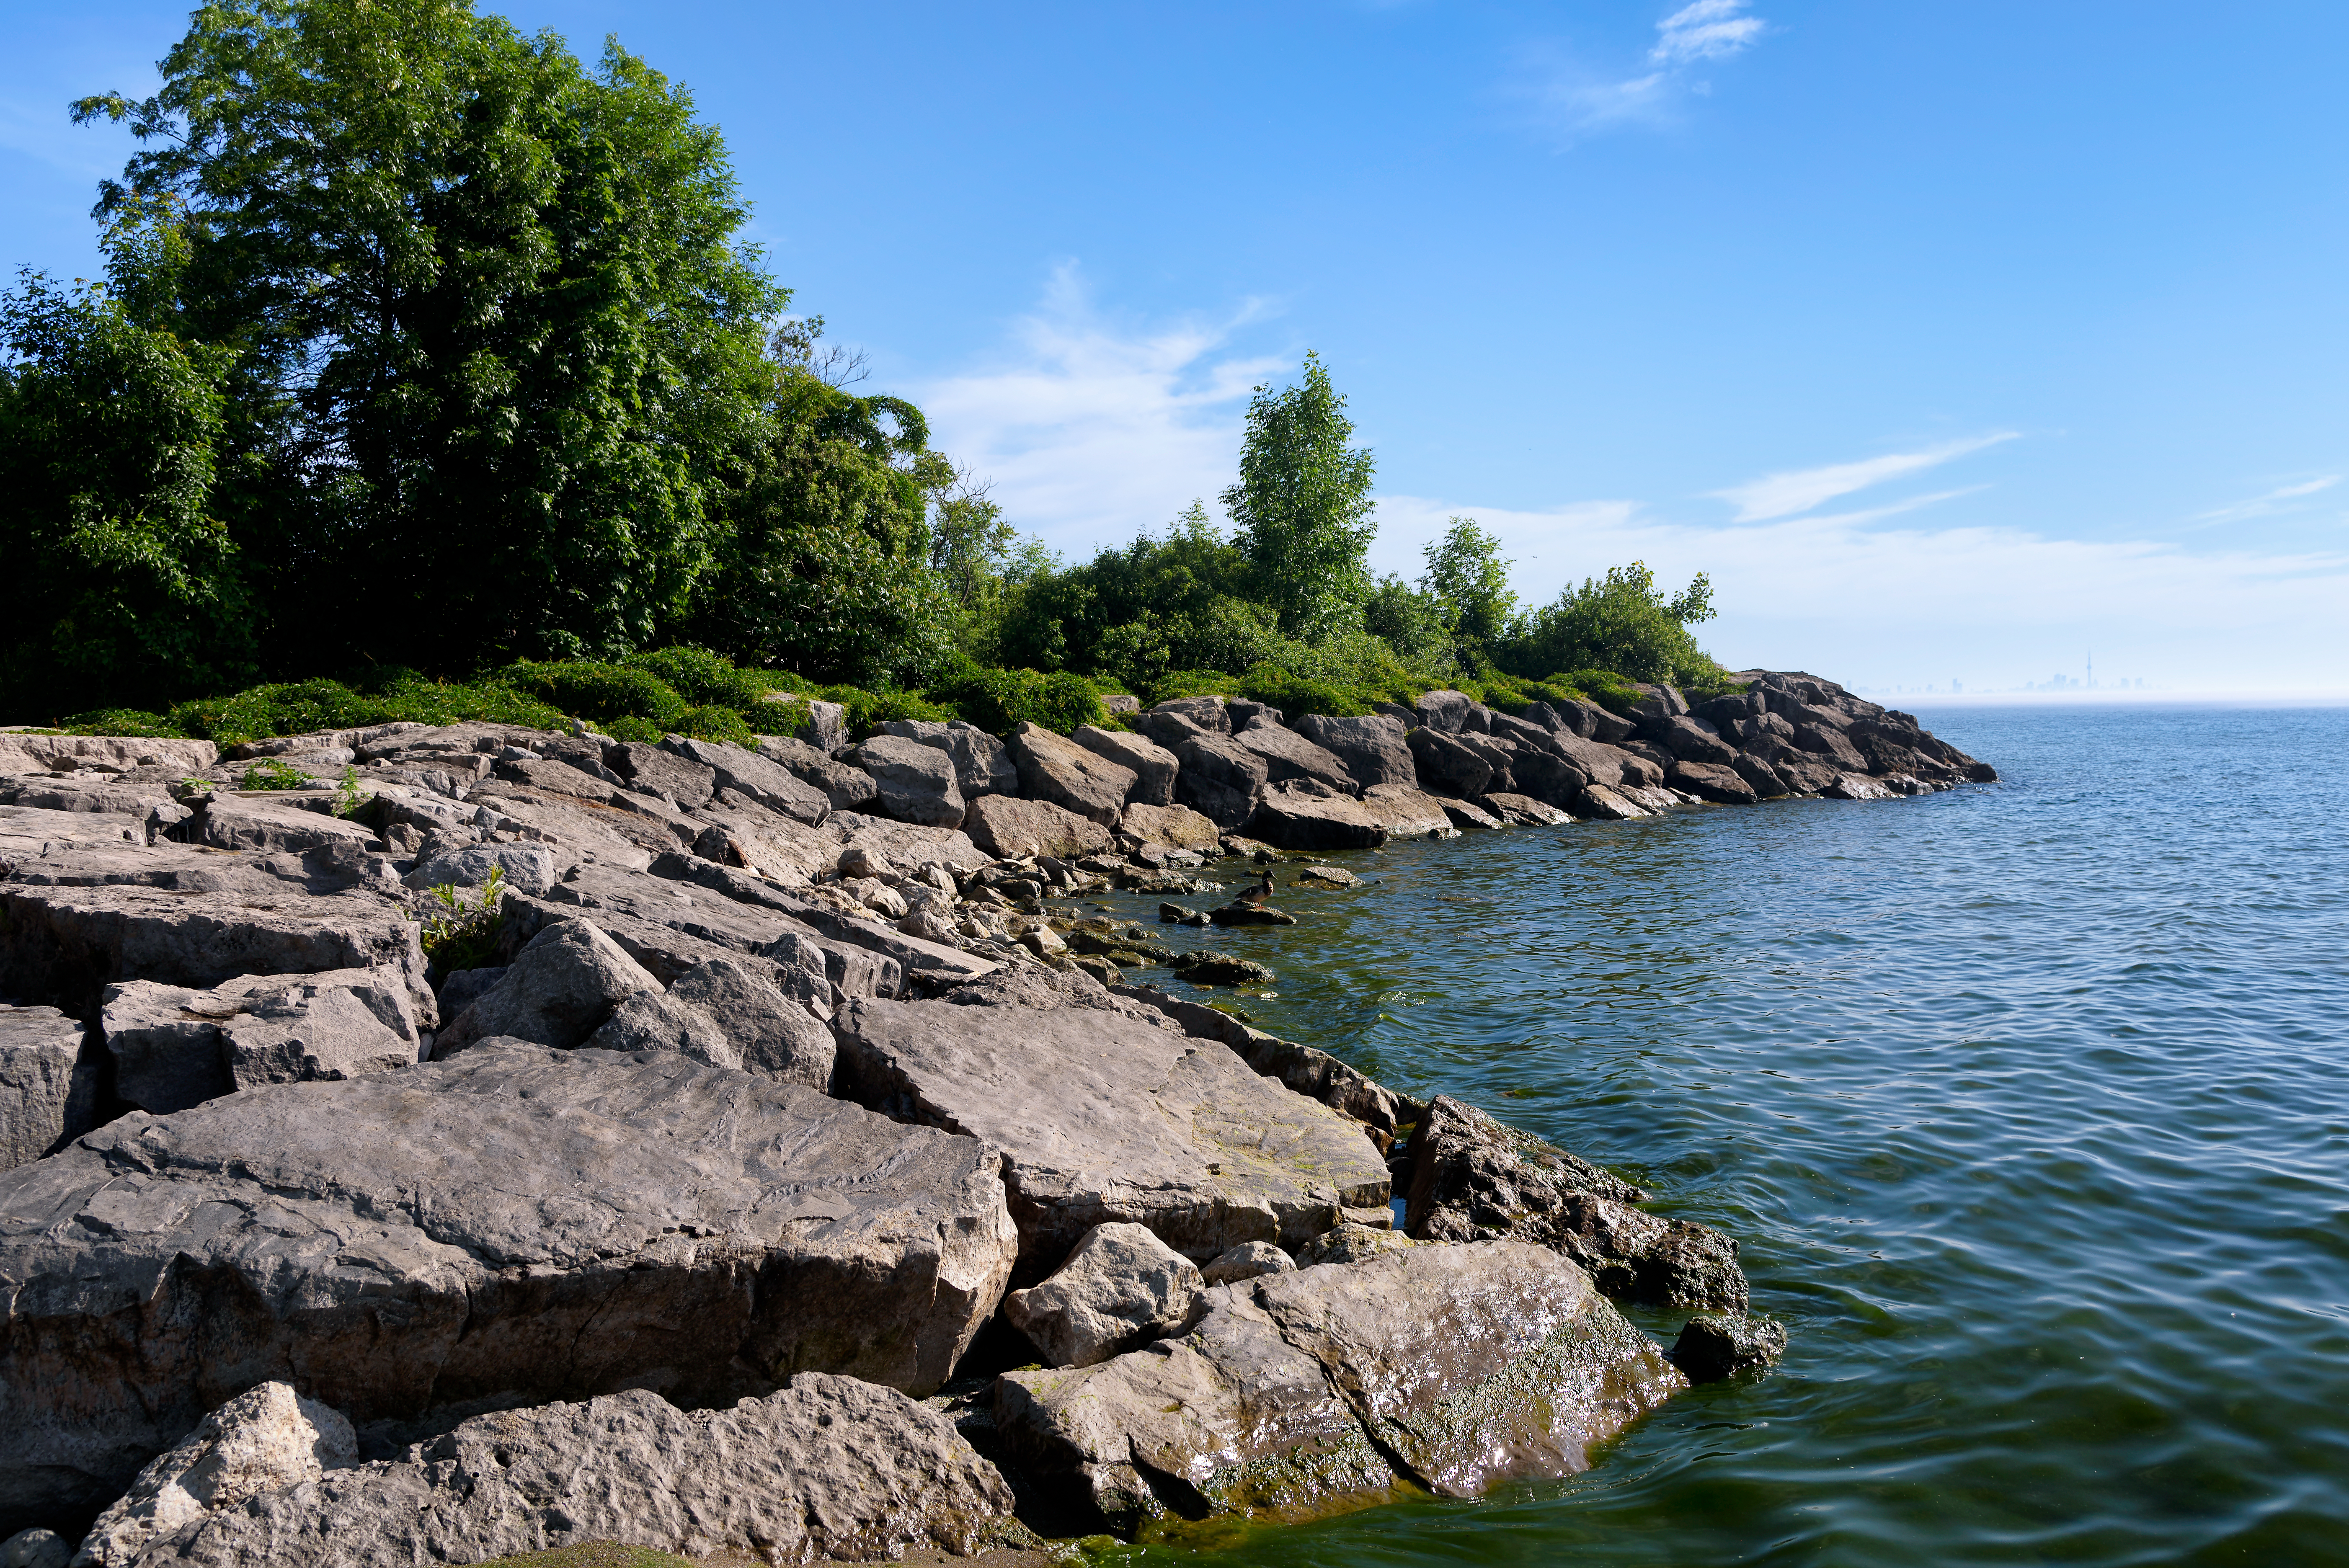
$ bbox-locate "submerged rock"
[1670,1313,1789,1381]
[994,1240,1684,1537]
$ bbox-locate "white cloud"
[1709,433,2019,521]
[2186,475,2340,528]
[1652,0,1766,64]
[911,266,1283,555]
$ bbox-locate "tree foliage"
[1419,516,1517,652]
[1498,561,1721,687]
[1220,351,1377,639]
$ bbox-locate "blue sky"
[7,1,2346,693]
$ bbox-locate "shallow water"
[1079,704,2349,1566]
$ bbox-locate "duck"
[1233,869,1277,906]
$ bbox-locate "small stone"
[1003,1221,1205,1368]
[1669,1313,1788,1381]
[1294,1221,1414,1267]
[1157,903,1194,923]
[1199,1241,1294,1285]
[1169,953,1273,987]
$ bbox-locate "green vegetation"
[238,758,311,791]
[3,0,1730,736]
[421,867,507,974]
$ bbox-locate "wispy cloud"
[912,265,1285,552]
[2185,475,2340,529]
[1709,433,2019,522]
[1532,1,1768,137]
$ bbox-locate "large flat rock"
[995,1240,1685,1536]
[0,1043,1017,1535]
[0,736,217,776]
[831,998,1389,1282]
[127,1377,1020,1567]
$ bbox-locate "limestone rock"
[1173,735,1269,830]
[0,1007,98,1171]
[1,1529,67,1568]
[1293,713,1417,790]
[1665,759,1759,805]
[0,1043,1017,1533]
[830,997,1390,1280]
[1411,689,1483,734]
[1135,696,1230,752]
[74,1382,356,1567]
[1670,1313,1789,1381]
[1479,792,1572,825]
[960,795,1113,861]
[1007,723,1133,826]
[196,797,379,858]
[1071,726,1177,807]
[0,737,216,778]
[753,736,878,812]
[435,919,659,1055]
[1003,1222,1206,1369]
[218,972,425,1092]
[843,736,965,828]
[1533,696,1634,744]
[766,691,849,753]
[400,842,558,897]
[1246,782,1397,851]
[584,956,834,1089]
[1407,728,1503,799]
[878,720,1021,799]
[994,1240,1684,1536]
[133,1377,1018,1568]
[1405,1095,1747,1309]
[1569,782,1653,820]
[1112,985,1414,1139]
[1439,796,1502,830]
[1294,1221,1411,1266]
[659,738,830,825]
[1231,717,1356,794]
[1119,802,1223,851]
[1199,1241,1293,1286]
[604,742,717,810]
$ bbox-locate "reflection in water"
[1076,706,2349,1567]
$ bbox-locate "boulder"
[1106,988,1419,1140]
[1119,802,1222,852]
[130,1377,1018,1568]
[1653,716,1740,767]
[1003,1222,1206,1369]
[829,997,1390,1281]
[1293,714,1416,790]
[1439,797,1502,831]
[994,1240,1684,1536]
[1173,736,1269,830]
[0,737,217,777]
[0,1007,98,1171]
[196,797,380,859]
[74,1382,356,1568]
[1101,694,1141,714]
[1007,724,1134,827]
[1,1529,65,1567]
[1406,729,1497,799]
[1405,1095,1747,1309]
[434,919,659,1055]
[1138,696,1230,747]
[1358,784,1459,841]
[1670,1313,1789,1381]
[0,1042,1017,1533]
[1293,862,1358,887]
[1294,1221,1412,1267]
[0,881,430,1030]
[1626,683,1690,724]
[1546,732,1662,789]
[1199,1241,1293,1286]
[659,738,830,825]
[1071,726,1178,807]
[604,742,717,810]
[765,692,849,754]
[1665,760,1759,805]
[878,720,1022,799]
[752,737,878,812]
[399,842,558,897]
[842,736,965,828]
[1231,718,1355,794]
[1568,783,1653,820]
[1480,792,1572,825]
[1825,772,1902,800]
[960,795,1113,861]
[583,956,834,1089]
[1411,689,1482,734]
[1489,743,1588,807]
[1247,782,1395,851]
[1533,697,1634,745]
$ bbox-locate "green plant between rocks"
[331,764,372,820]
[421,867,507,975]
[239,758,310,791]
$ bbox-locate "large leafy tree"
[0,274,256,717]
[1219,351,1378,639]
[1419,516,1518,655]
[1501,561,1720,686]
[74,0,784,668]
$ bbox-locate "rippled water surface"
[1082,704,2349,1567]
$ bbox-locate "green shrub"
[496,661,689,731]
[939,663,1104,735]
[169,679,384,746]
[1235,664,1376,719]
[1546,669,1645,715]
[621,646,778,712]
[240,758,312,790]
[675,704,756,746]
[602,714,665,744]
[1139,669,1239,706]
[56,708,179,737]
[420,867,507,975]
[364,673,568,731]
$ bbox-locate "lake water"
[1084,703,2349,1567]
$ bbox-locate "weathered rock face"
[960,795,1113,861]
[75,1381,356,1568]
[130,1377,1019,1568]
[1665,759,1758,806]
[1358,784,1461,842]
[830,997,1390,1281]
[0,1043,1017,1534]
[1247,783,1395,851]
[0,1007,98,1172]
[1007,723,1135,827]
[994,1241,1685,1536]
[878,720,1021,800]
[1119,802,1223,851]
[1071,726,1177,807]
[1293,714,1417,790]
[1173,736,1269,830]
[1231,719,1356,795]
[754,736,879,812]
[1670,1313,1788,1381]
[766,693,849,755]
[1199,1241,1293,1286]
[583,956,833,1089]
[1412,689,1482,735]
[1480,792,1572,825]
[842,737,965,829]
[436,919,658,1055]
[1003,1222,1206,1369]
[1406,728,1497,799]
[1405,1096,1748,1310]
[1535,696,1634,745]
[400,842,558,897]
[1138,696,1230,746]
[1295,1221,1412,1267]
[605,742,717,810]
[195,797,381,860]
[0,737,217,778]
[659,738,831,825]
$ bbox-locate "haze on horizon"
[6,0,2343,695]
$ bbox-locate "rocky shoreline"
[0,670,1988,1564]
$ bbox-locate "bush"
[1498,562,1722,689]
[496,661,689,732]
[167,678,387,747]
[936,661,1105,735]
[622,645,777,712]
[55,708,178,737]
[1236,664,1376,720]
[675,704,756,746]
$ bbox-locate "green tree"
[74,0,785,669]
[1501,561,1721,686]
[1219,351,1378,638]
[0,272,256,716]
[1419,516,1518,653]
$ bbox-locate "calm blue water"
[1089,704,2349,1566]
